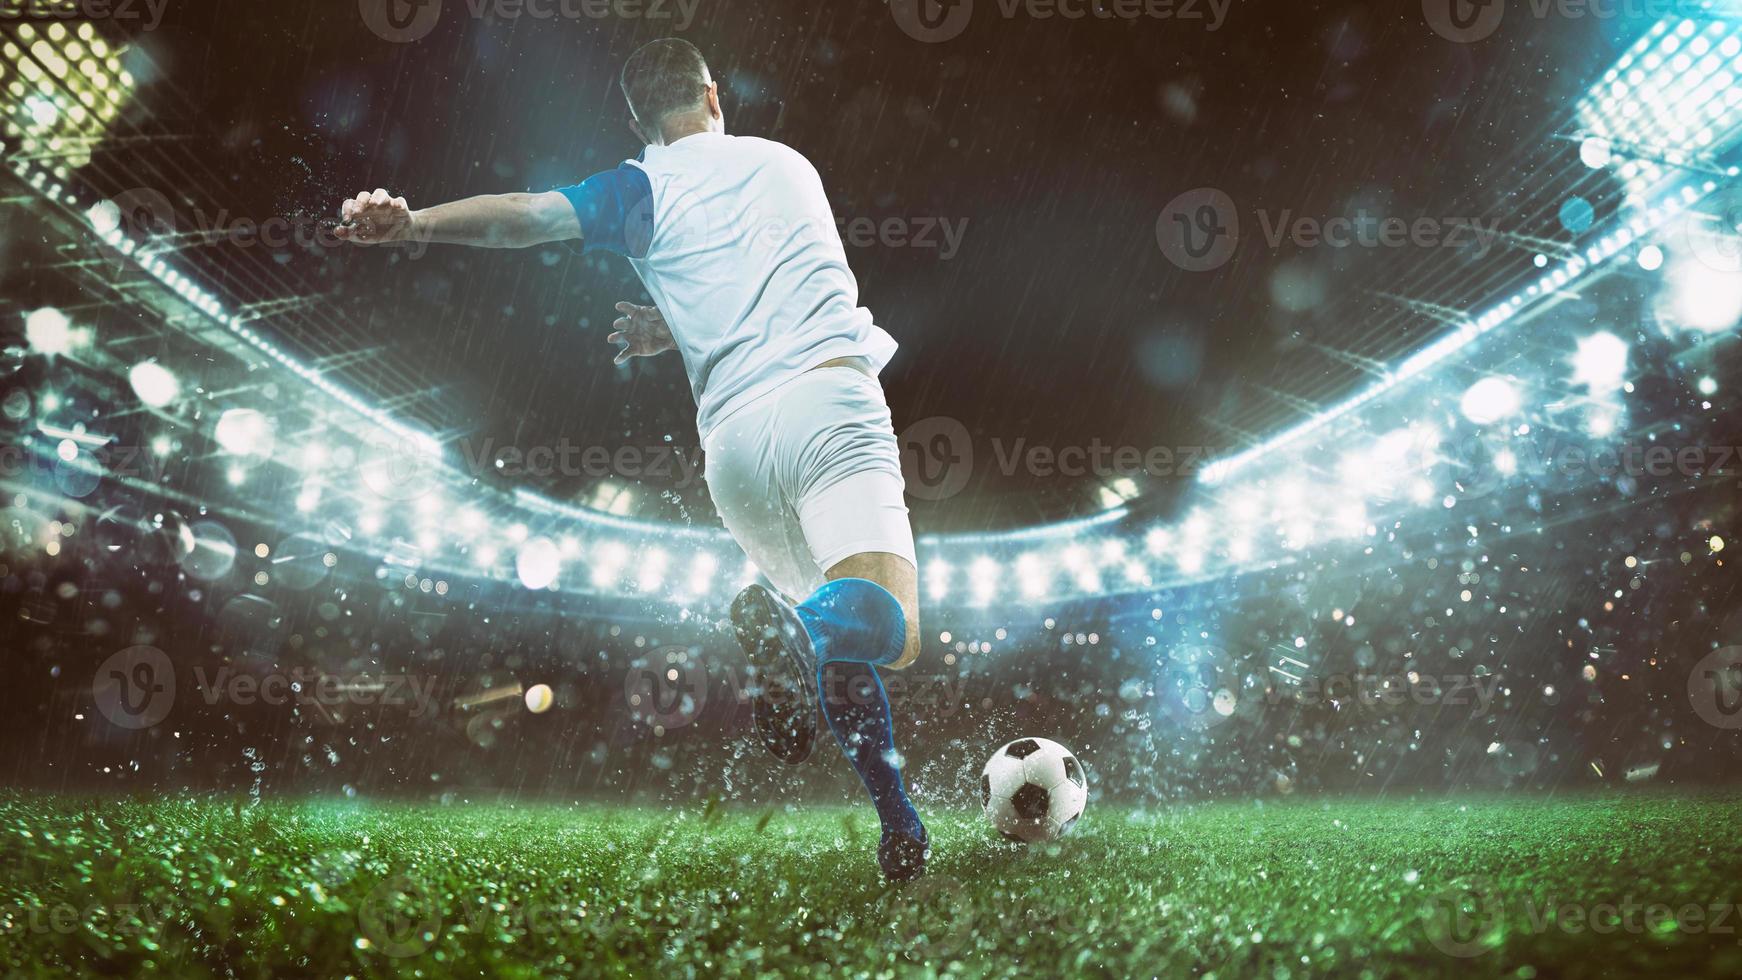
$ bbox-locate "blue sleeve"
[555,162,654,258]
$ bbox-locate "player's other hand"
[609,302,676,365]
[336,188,415,245]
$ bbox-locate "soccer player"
[336,38,929,880]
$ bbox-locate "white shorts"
[703,366,916,600]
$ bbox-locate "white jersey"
[559,132,898,437]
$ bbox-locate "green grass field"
[2,793,1740,977]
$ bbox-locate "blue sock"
[797,579,925,841]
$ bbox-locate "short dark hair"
[620,39,711,131]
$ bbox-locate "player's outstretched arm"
[608,302,676,364]
[336,187,580,249]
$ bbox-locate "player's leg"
[782,368,926,877]
[720,367,928,878]
[806,548,928,879]
[705,406,825,766]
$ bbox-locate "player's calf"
[794,576,928,880]
[730,576,929,880]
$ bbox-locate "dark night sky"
[112,0,1634,531]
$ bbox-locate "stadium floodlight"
[636,547,669,593]
[458,507,486,536]
[686,552,718,595]
[0,23,136,169]
[516,537,561,591]
[1176,548,1205,575]
[1460,376,1523,426]
[128,360,180,408]
[925,558,951,602]
[1143,526,1171,557]
[1663,251,1742,332]
[295,483,322,513]
[1579,17,1742,207]
[1572,332,1630,391]
[214,408,274,456]
[23,307,71,355]
[1016,552,1049,599]
[969,556,999,607]
[591,541,629,589]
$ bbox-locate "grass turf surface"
[1,794,1739,977]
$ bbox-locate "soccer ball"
[980,737,1087,842]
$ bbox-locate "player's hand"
[336,188,416,245]
[609,302,676,365]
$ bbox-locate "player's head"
[620,38,723,146]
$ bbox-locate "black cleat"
[729,584,818,766]
[878,827,930,882]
